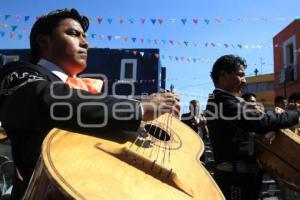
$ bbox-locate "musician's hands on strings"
[140,92,180,121]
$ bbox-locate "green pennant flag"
[91,34,96,38]
[237,44,242,48]
[184,41,189,46]
[11,25,17,32]
[129,18,134,24]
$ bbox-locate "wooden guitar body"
[256,129,300,192]
[24,114,225,200]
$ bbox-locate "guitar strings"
[125,113,175,172]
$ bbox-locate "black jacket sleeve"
[0,62,142,133]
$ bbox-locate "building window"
[120,59,137,81]
[0,55,19,67]
[282,35,297,83]
[287,43,294,65]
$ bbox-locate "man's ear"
[219,70,227,80]
[36,35,51,51]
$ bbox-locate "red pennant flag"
[169,40,174,45]
[9,32,14,38]
[15,15,21,21]
[35,16,41,21]
[124,36,128,42]
[140,38,144,43]
[133,51,137,55]
[97,18,103,24]
[211,42,216,47]
[192,18,199,24]
[154,53,159,59]
[140,18,146,24]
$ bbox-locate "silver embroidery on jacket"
[0,71,45,95]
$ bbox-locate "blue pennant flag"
[107,18,113,24]
[150,19,156,25]
[25,16,30,22]
[181,18,187,25]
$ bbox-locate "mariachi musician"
[205,55,300,200]
[0,8,180,199]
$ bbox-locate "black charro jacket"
[205,89,299,164]
[0,61,143,199]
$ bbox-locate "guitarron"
[24,113,225,200]
[256,128,300,192]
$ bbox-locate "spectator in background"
[274,95,288,110]
[241,92,256,103]
[288,92,300,104]
[181,100,207,139]
[181,99,208,161]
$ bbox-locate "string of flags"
[0,14,300,25]
[0,29,282,50]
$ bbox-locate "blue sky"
[0,0,299,112]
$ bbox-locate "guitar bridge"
[94,143,193,197]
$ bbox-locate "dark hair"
[288,92,300,103]
[189,99,199,105]
[274,95,286,104]
[30,8,89,64]
[210,55,247,85]
[241,92,256,102]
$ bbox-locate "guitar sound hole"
[144,124,170,141]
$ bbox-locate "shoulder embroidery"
[0,71,46,95]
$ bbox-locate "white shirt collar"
[37,59,69,82]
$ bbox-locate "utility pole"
[259,57,265,75]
